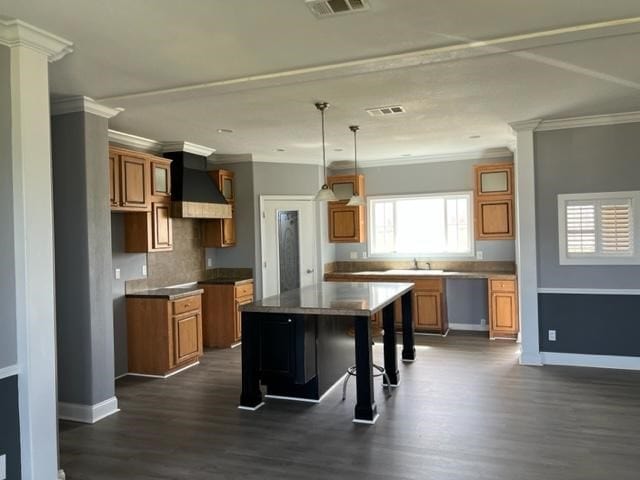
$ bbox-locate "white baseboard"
[58,396,119,424]
[541,352,640,371]
[448,323,489,332]
[118,361,199,380]
[0,364,19,380]
[519,351,543,366]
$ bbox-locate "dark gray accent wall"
[535,124,640,289]
[539,294,640,356]
[52,111,115,405]
[0,45,17,369]
[206,161,256,270]
[331,157,516,262]
[446,279,488,327]
[0,375,21,480]
[111,214,147,377]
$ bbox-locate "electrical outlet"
[350,252,358,259]
[114,268,121,280]
[207,258,213,268]
[476,250,484,260]
[0,454,6,480]
[480,317,486,326]
[548,330,557,342]
[142,265,147,276]
[361,252,368,259]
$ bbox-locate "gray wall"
[111,214,147,377]
[446,279,488,327]
[535,124,640,356]
[206,161,256,270]
[535,125,640,289]
[0,376,21,479]
[332,157,516,262]
[52,112,116,405]
[0,45,17,370]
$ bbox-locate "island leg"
[353,315,378,424]
[382,303,399,386]
[239,312,264,410]
[401,290,416,362]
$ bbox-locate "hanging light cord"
[321,107,327,184]
[350,125,359,195]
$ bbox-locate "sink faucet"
[412,259,432,270]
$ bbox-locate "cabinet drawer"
[413,278,443,292]
[490,279,515,293]
[235,283,254,298]
[172,295,201,316]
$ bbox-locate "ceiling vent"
[366,105,406,117]
[305,0,370,18]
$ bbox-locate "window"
[558,191,640,265]
[368,192,473,256]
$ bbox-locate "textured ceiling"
[4,0,640,164]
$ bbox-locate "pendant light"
[314,102,337,202]
[346,125,365,206]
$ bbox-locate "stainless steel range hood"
[163,146,232,219]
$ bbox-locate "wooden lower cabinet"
[488,278,519,339]
[200,280,254,348]
[126,293,203,376]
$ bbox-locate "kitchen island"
[239,281,415,424]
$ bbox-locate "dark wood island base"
[238,282,415,424]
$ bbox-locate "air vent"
[366,105,406,117]
[305,0,370,18]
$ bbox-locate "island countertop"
[125,286,204,301]
[240,281,414,317]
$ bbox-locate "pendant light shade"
[314,102,337,202]
[346,125,366,206]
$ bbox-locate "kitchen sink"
[384,269,445,275]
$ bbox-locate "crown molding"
[0,19,73,62]
[330,147,513,170]
[108,129,162,152]
[536,111,640,131]
[509,119,542,133]
[51,96,123,118]
[162,142,215,157]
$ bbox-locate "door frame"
[259,195,322,299]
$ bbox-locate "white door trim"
[259,195,320,299]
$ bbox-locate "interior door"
[261,197,318,299]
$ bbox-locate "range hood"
[163,144,232,219]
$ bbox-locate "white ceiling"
[4,0,640,165]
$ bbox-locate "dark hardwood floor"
[59,333,640,479]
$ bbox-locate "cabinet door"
[151,160,171,197]
[173,312,202,366]
[329,204,365,243]
[235,296,253,342]
[476,199,513,240]
[490,292,517,333]
[120,154,148,209]
[414,291,442,330]
[222,205,236,246]
[475,164,513,197]
[109,151,120,207]
[152,202,173,251]
[328,174,364,201]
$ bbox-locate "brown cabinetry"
[200,280,254,348]
[488,278,519,339]
[202,169,236,248]
[327,174,366,243]
[474,163,514,240]
[126,293,203,376]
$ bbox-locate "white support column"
[510,120,542,366]
[1,19,72,480]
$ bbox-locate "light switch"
[476,250,484,260]
[548,330,557,341]
[0,454,6,480]
[114,268,121,280]
[207,258,213,268]
[350,252,358,259]
[142,265,147,276]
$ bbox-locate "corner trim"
[0,19,73,62]
[0,364,19,380]
[51,96,123,118]
[108,129,162,152]
[330,147,513,170]
[538,288,640,295]
[541,352,640,371]
[162,141,215,157]
[58,396,120,424]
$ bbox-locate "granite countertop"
[325,270,516,280]
[126,286,204,301]
[198,277,253,286]
[241,281,414,316]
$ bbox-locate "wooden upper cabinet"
[474,163,514,240]
[150,158,172,198]
[327,174,366,244]
[152,202,173,251]
[108,151,120,208]
[203,169,236,248]
[120,154,148,208]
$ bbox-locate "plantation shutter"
[565,202,596,254]
[600,200,632,254]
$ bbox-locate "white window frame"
[367,191,475,258]
[557,191,640,265]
